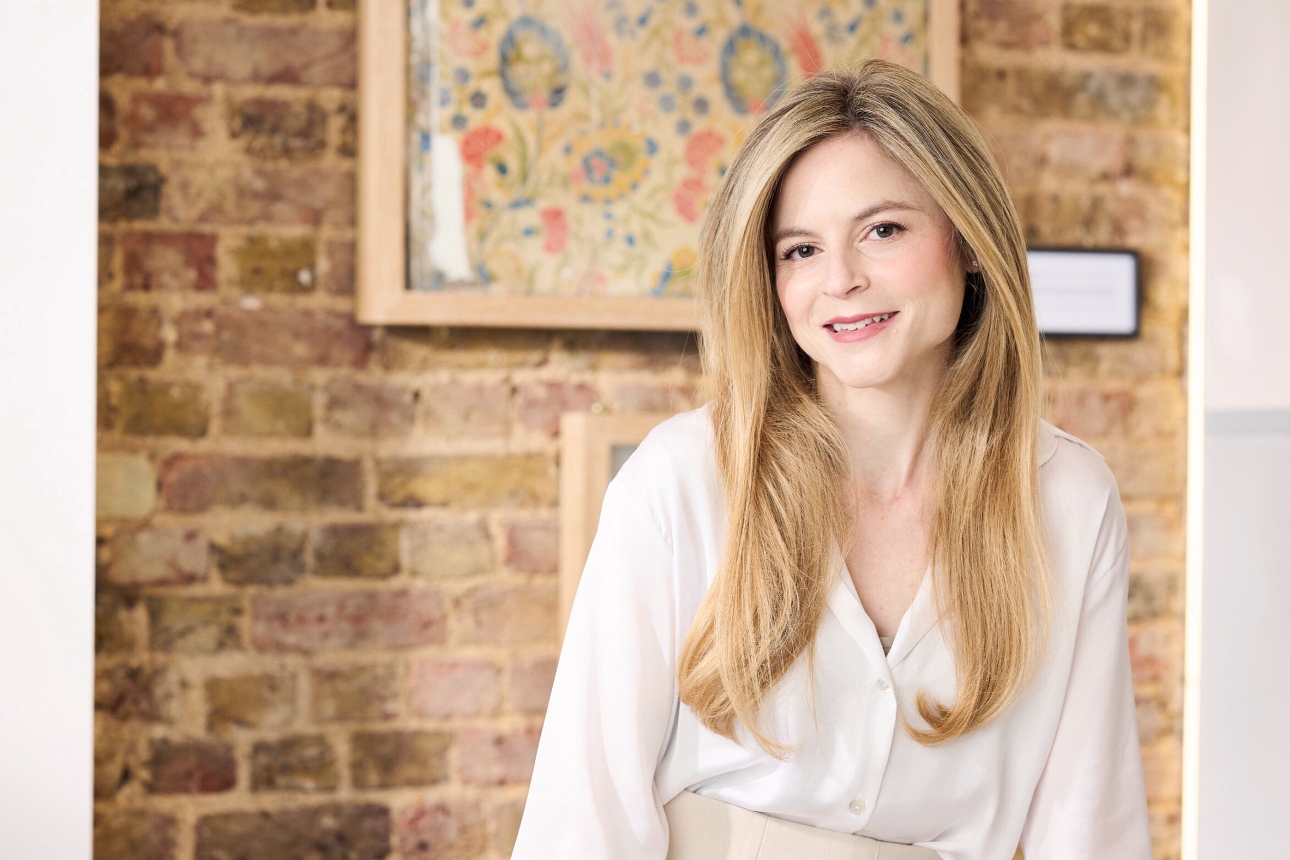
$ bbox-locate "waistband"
[663,790,941,860]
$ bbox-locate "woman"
[511,61,1151,860]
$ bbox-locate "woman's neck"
[817,369,941,503]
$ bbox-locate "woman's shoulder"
[1037,419,1128,581]
[608,404,722,528]
[1038,419,1117,497]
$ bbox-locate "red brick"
[965,0,1052,49]
[1142,742,1182,805]
[99,305,165,366]
[1048,384,1135,439]
[611,383,695,413]
[97,590,139,654]
[122,231,217,292]
[1128,565,1183,623]
[252,589,445,652]
[99,232,116,290]
[231,98,327,161]
[457,725,540,785]
[487,798,526,857]
[1129,622,1183,685]
[396,801,487,860]
[100,91,118,151]
[378,327,549,371]
[94,811,177,860]
[206,673,297,732]
[336,101,356,157]
[101,18,166,78]
[408,658,500,718]
[503,519,557,575]
[251,735,339,791]
[108,526,208,586]
[95,664,177,723]
[313,523,401,579]
[423,382,510,437]
[124,92,213,150]
[232,235,316,294]
[554,330,696,371]
[162,163,355,226]
[322,379,416,438]
[161,454,364,513]
[148,738,236,794]
[148,596,243,654]
[175,21,355,86]
[311,663,400,722]
[195,805,390,860]
[212,524,308,586]
[223,380,314,438]
[102,377,210,437]
[508,656,558,714]
[234,0,317,12]
[516,381,599,436]
[322,240,354,295]
[350,731,450,788]
[457,583,557,645]
[406,519,494,578]
[100,164,163,222]
[1061,4,1132,54]
[377,455,556,509]
[1041,128,1129,182]
[175,308,368,367]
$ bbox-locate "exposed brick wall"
[94,1,1187,858]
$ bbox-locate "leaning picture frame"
[357,0,960,330]
[557,411,673,637]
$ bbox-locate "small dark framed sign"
[1027,248,1140,337]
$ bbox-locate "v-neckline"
[830,560,938,671]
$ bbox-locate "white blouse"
[511,407,1151,860]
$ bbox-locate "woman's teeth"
[831,313,893,332]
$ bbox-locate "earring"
[970,259,979,272]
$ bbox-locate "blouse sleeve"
[510,477,680,860]
[1020,492,1153,859]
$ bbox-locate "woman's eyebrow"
[770,200,923,245]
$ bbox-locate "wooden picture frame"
[558,411,673,637]
[357,0,960,330]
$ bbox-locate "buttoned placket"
[827,564,939,834]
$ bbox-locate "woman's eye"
[783,244,817,260]
[870,223,901,240]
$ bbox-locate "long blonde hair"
[680,61,1049,752]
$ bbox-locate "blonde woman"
[511,61,1151,860]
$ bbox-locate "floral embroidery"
[409,0,928,298]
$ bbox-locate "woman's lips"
[823,311,897,342]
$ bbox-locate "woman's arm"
[1020,493,1153,859]
[510,478,680,860]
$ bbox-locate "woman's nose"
[822,248,868,298]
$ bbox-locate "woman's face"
[770,133,969,396]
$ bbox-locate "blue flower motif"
[659,93,676,112]
[499,17,570,110]
[719,24,787,115]
[583,149,617,186]
[470,90,487,109]
[675,118,691,136]
[677,74,694,93]
[452,67,470,85]
[644,70,662,89]
[693,96,709,116]
[451,114,468,130]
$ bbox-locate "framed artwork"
[557,411,673,636]
[357,0,960,330]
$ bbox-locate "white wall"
[0,0,99,857]
[1195,0,1290,855]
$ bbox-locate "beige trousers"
[664,791,941,860]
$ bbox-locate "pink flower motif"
[672,175,707,223]
[684,129,727,172]
[788,22,823,78]
[460,125,504,170]
[571,12,612,77]
[540,207,569,254]
[672,26,712,66]
[448,18,489,59]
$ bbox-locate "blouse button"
[848,798,867,815]
[876,679,891,692]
